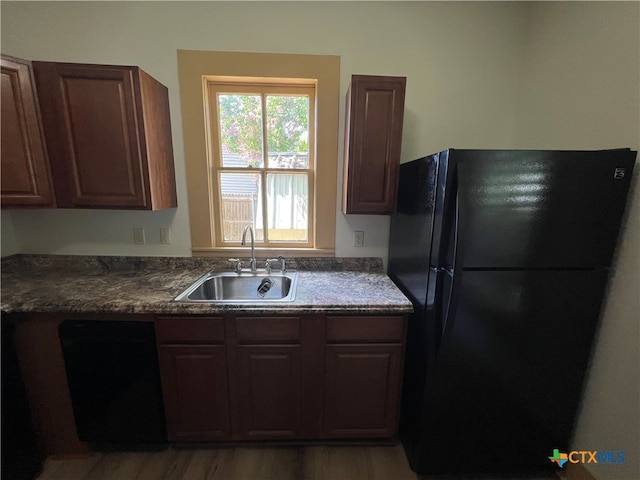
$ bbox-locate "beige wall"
[0,212,19,256]
[1,2,638,478]
[0,0,525,258]
[512,3,639,480]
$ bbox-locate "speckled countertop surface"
[1,255,413,315]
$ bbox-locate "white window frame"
[205,78,316,249]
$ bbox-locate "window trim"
[206,79,316,249]
[177,50,339,257]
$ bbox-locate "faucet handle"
[228,258,242,273]
[265,258,279,274]
[278,255,286,272]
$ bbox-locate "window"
[205,79,315,248]
[177,50,340,257]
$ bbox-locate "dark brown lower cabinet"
[11,313,87,456]
[157,345,231,442]
[234,345,302,439]
[156,314,405,443]
[13,312,406,455]
[322,344,403,438]
[155,316,231,442]
[227,315,307,441]
[322,315,406,439]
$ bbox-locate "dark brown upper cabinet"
[342,75,406,215]
[32,61,177,210]
[1,55,55,208]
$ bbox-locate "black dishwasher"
[58,320,167,449]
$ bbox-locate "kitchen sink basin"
[173,270,298,303]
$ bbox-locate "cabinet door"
[33,62,148,208]
[1,55,54,207]
[234,345,301,439]
[323,344,403,438]
[158,345,231,442]
[342,75,406,214]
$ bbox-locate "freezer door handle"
[450,165,467,275]
[440,163,465,272]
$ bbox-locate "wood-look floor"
[36,444,419,480]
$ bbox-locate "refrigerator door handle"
[441,270,460,341]
[451,189,460,273]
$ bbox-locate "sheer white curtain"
[262,174,308,230]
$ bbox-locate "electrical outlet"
[133,228,145,245]
[353,230,364,248]
[160,228,172,245]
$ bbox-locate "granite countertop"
[1,255,413,315]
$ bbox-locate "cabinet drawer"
[235,317,301,344]
[155,317,224,344]
[326,316,405,343]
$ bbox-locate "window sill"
[192,247,335,258]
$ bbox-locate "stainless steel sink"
[173,270,298,303]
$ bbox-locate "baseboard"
[557,463,597,480]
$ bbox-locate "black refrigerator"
[388,148,636,476]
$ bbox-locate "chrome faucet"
[241,224,257,272]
